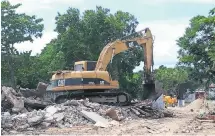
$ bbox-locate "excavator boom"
[95,28,155,99]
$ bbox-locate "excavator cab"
[74,61,97,71]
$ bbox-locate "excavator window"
[74,64,83,71]
[87,61,96,71]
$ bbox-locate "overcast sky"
[8,0,215,71]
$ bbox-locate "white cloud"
[133,18,190,72]
[14,32,58,55]
[139,0,215,5]
[8,0,84,13]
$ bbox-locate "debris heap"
[1,86,52,113]
[1,86,173,135]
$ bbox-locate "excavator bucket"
[142,81,163,101]
[142,83,155,100]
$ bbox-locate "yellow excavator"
[44,28,156,105]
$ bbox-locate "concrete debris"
[18,82,48,98]
[80,110,109,125]
[53,112,65,122]
[1,86,52,113]
[177,118,215,134]
[1,98,174,134]
[1,86,174,135]
[197,110,215,121]
[1,86,27,113]
[36,82,49,97]
[27,115,44,126]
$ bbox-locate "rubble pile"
[1,86,173,134]
[197,109,215,121]
[1,98,173,134]
[18,82,48,98]
[176,118,215,134]
[1,86,52,113]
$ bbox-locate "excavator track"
[44,90,131,106]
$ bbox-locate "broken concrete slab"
[2,86,26,113]
[53,112,65,122]
[80,110,109,124]
[16,124,30,131]
[45,106,58,115]
[24,97,51,109]
[44,116,54,123]
[27,115,44,126]
[1,91,5,101]
[18,82,48,98]
[36,82,48,98]
[41,122,51,128]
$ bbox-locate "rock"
[185,129,190,133]
[24,97,50,109]
[41,122,51,128]
[105,108,120,121]
[1,114,14,129]
[3,112,10,116]
[44,116,54,123]
[181,129,187,133]
[2,86,26,113]
[36,82,48,98]
[57,123,65,128]
[27,115,44,126]
[45,106,58,115]
[2,123,13,129]
[83,101,100,110]
[64,100,80,106]
[10,87,19,96]
[163,110,174,117]
[26,127,34,131]
[16,124,30,131]
[1,91,6,101]
[197,126,203,130]
[53,112,65,122]
[9,130,19,134]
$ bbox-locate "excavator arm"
[95,28,154,85]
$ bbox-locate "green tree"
[154,66,188,94]
[40,6,143,96]
[14,52,41,88]
[1,1,44,87]
[177,7,215,86]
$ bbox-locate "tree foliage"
[1,1,44,87]
[39,6,143,96]
[154,65,188,94]
[177,7,215,86]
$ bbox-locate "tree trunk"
[6,46,16,88]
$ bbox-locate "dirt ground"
[34,99,214,136]
[4,99,215,135]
